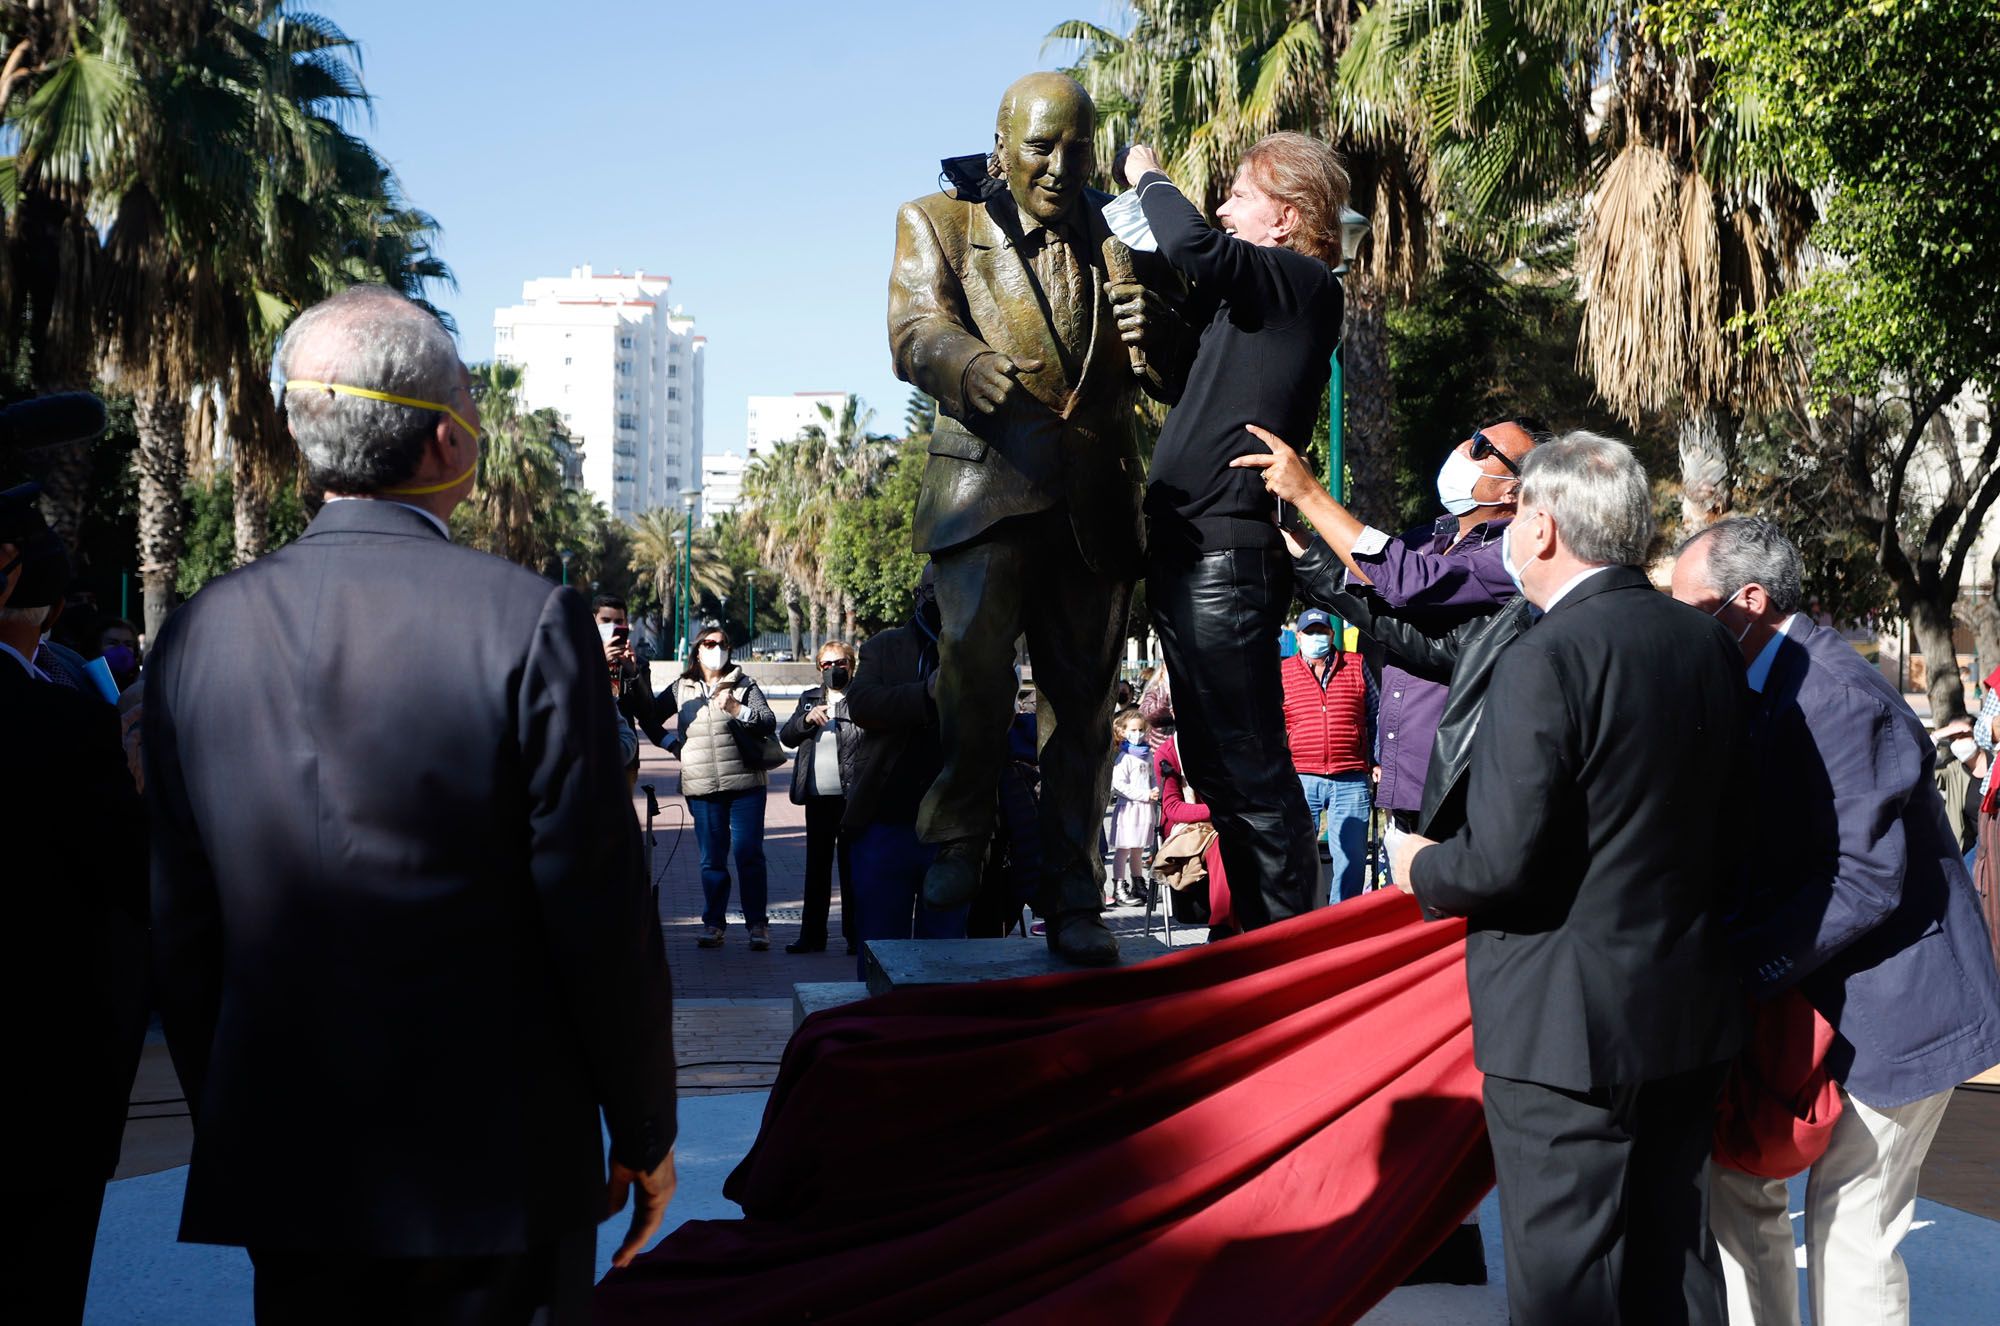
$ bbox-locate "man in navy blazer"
[1673,516,2000,1326]
[146,287,678,1322]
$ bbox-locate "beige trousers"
[1709,1084,1952,1326]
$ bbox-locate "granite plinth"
[792,981,871,1028]
[860,937,1174,997]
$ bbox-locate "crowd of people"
[6,68,2000,1326]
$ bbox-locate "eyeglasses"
[818,660,844,670]
[1468,430,1521,476]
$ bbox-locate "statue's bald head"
[992,73,1096,226]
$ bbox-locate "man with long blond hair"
[1118,131,1348,927]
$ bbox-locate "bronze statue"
[888,72,1187,965]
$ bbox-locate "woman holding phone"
[660,623,778,950]
[1119,133,1348,930]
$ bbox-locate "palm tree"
[627,507,731,658]
[1339,1,1810,531]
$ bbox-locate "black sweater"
[1136,173,1342,554]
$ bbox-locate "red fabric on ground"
[595,892,1492,1325]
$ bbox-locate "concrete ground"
[89,740,2000,1320]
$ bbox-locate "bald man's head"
[992,73,1096,227]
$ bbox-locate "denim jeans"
[688,789,769,930]
[847,820,968,979]
[1300,771,1372,903]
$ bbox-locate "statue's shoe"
[922,838,986,910]
[1047,908,1120,967]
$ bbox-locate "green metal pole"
[747,577,756,648]
[120,570,130,621]
[679,510,693,662]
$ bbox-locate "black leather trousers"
[1149,543,1318,928]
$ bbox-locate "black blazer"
[2,661,148,1191]
[144,500,675,1256]
[1410,567,1745,1090]
[780,685,862,805]
[1296,538,1534,838]
[842,622,941,831]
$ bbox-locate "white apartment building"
[745,391,850,458]
[493,265,705,523]
[700,451,748,525]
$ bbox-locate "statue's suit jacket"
[889,186,1180,579]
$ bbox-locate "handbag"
[1152,748,1217,927]
[720,679,788,771]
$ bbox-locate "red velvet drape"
[596,890,1492,1325]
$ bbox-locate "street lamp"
[678,488,701,661]
[558,547,574,586]
[1327,206,1370,648]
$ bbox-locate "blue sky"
[316,0,1122,455]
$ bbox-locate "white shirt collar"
[1540,564,1614,613]
[0,639,50,681]
[325,495,451,540]
[1746,615,1801,693]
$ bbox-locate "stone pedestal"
[791,981,871,1029]
[859,937,1174,997]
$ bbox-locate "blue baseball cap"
[1297,608,1332,632]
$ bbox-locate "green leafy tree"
[823,436,929,633]
[1657,0,2000,720]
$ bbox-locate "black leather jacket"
[1295,537,1534,838]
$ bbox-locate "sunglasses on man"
[1469,430,1521,476]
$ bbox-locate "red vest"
[1281,652,1370,776]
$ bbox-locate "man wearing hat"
[1,470,150,1323]
[1279,607,1376,903]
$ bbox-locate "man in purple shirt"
[1246,416,1548,826]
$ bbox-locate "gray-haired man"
[1393,433,1745,1326]
[1673,516,2000,1326]
[146,286,677,1321]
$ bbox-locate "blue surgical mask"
[1298,632,1331,659]
[1500,522,1526,595]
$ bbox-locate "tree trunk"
[1341,274,1397,529]
[133,385,188,640]
[36,442,96,554]
[808,596,826,654]
[784,579,803,657]
[232,458,269,566]
[1912,595,1969,725]
[1968,547,2000,685]
[1677,405,1735,533]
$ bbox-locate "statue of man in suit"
[888,72,1186,965]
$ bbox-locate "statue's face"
[997,90,1095,227]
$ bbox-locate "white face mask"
[698,645,727,672]
[1436,448,1506,517]
[1950,737,1978,765]
[1708,589,1754,645]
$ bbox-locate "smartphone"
[597,622,617,647]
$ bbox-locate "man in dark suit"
[145,287,677,1323]
[1393,433,1745,1325]
[1673,517,2000,1326]
[887,72,1186,965]
[2,480,148,1324]
[840,567,969,975]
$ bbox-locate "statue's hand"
[964,352,1044,415]
[1108,282,1167,354]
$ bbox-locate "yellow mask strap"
[285,379,481,497]
[384,459,479,496]
[285,379,482,441]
